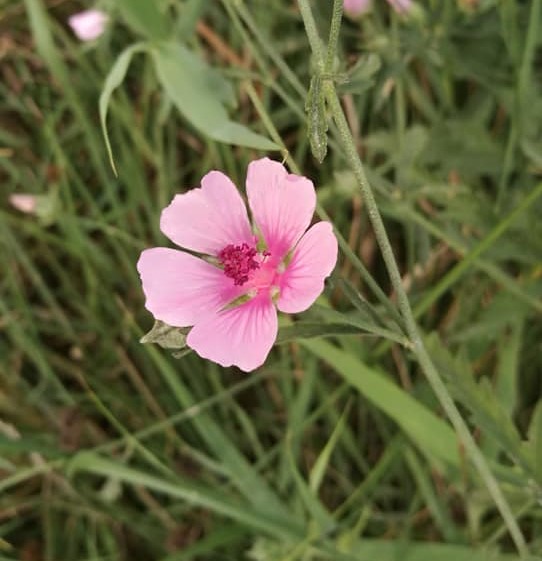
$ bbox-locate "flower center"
[218,243,260,286]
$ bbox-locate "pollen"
[218,243,260,286]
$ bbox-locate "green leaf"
[426,333,533,479]
[0,435,61,458]
[285,434,335,531]
[152,42,278,150]
[527,401,542,486]
[309,402,350,493]
[140,320,189,350]
[277,322,361,344]
[301,339,461,473]
[276,314,407,347]
[496,321,523,416]
[0,537,14,552]
[99,42,147,174]
[68,453,304,540]
[339,53,382,95]
[117,0,169,40]
[309,299,407,345]
[143,345,296,525]
[345,539,524,561]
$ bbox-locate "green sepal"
[140,320,189,350]
[306,75,329,163]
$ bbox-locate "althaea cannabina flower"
[343,0,413,17]
[137,158,338,372]
[68,9,108,42]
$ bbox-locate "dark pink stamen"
[218,243,260,286]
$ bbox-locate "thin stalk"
[297,0,325,66]
[296,0,529,555]
[324,0,343,73]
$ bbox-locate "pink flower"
[68,9,108,42]
[386,0,412,14]
[343,0,413,17]
[9,194,37,214]
[343,0,372,17]
[137,158,338,372]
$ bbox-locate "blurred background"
[1,1,542,559]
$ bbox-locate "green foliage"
[152,41,278,150]
[2,0,542,559]
[116,0,170,40]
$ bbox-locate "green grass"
[1,0,542,559]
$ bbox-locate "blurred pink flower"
[137,158,338,372]
[343,0,372,17]
[9,194,37,214]
[343,0,413,17]
[68,9,108,41]
[386,0,413,13]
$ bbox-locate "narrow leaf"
[309,402,350,493]
[302,339,461,473]
[99,42,147,174]
[68,453,303,540]
[528,401,542,486]
[426,333,532,476]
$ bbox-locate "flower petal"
[9,194,37,214]
[187,295,278,372]
[160,171,253,256]
[386,0,412,14]
[277,222,338,314]
[68,9,108,41]
[137,248,243,327]
[343,0,372,17]
[246,158,316,260]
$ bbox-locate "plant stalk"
[297,0,529,555]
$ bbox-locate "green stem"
[324,0,344,73]
[297,0,529,555]
[324,87,417,338]
[297,0,325,67]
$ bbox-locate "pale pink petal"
[68,9,108,41]
[187,295,278,372]
[386,0,413,14]
[277,222,338,314]
[137,248,243,327]
[343,0,372,17]
[9,194,37,214]
[246,158,316,261]
[160,171,253,256]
